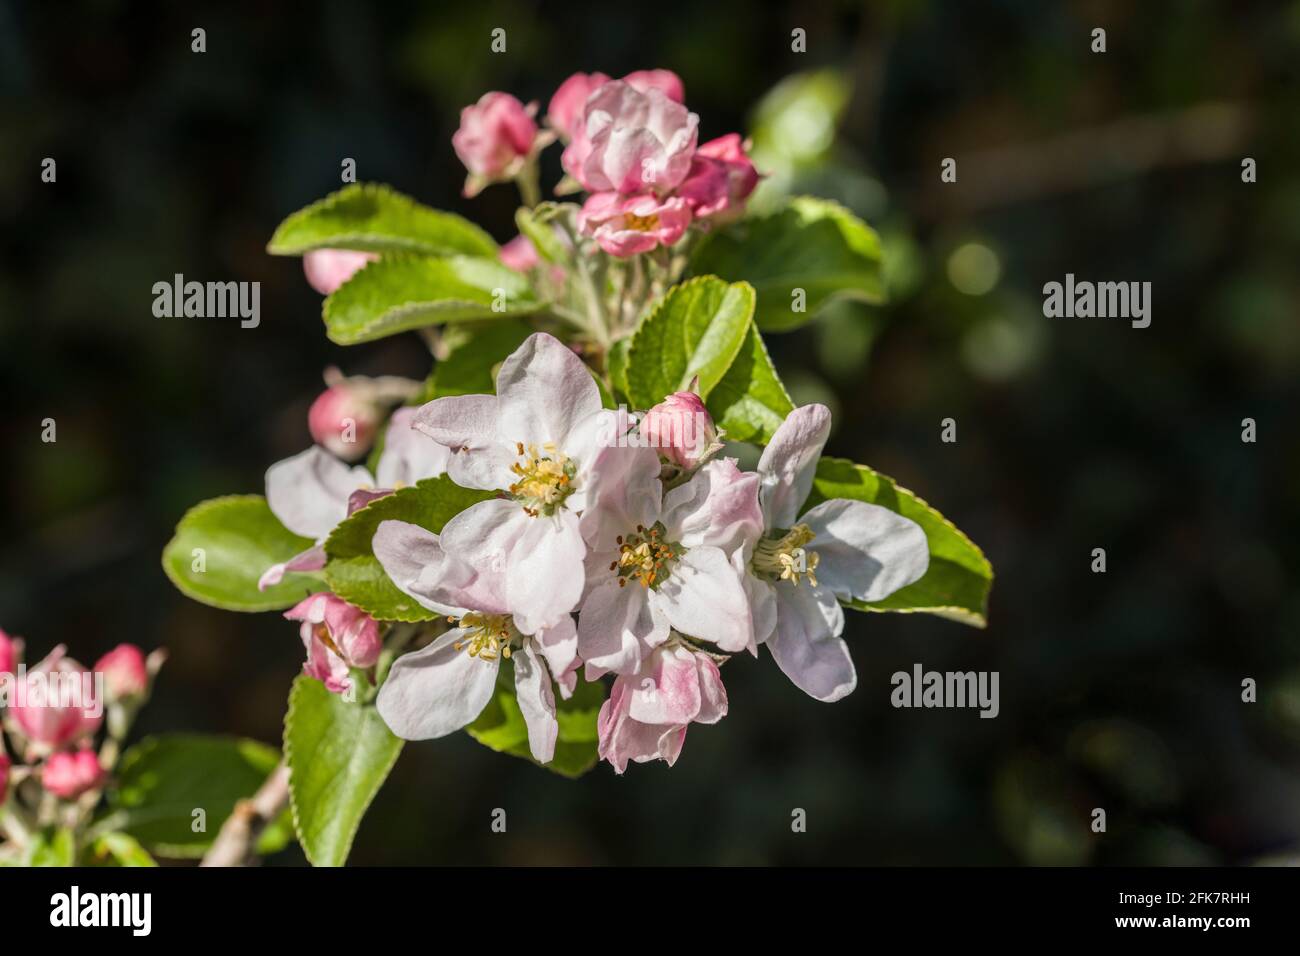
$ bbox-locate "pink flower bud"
[452,92,538,197]
[597,644,727,773]
[41,749,105,800]
[0,750,10,805]
[285,594,382,695]
[0,628,17,676]
[9,648,102,751]
[639,391,717,468]
[577,192,692,257]
[93,644,148,702]
[302,249,378,295]
[308,383,382,462]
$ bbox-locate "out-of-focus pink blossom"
[0,628,17,677]
[8,648,102,751]
[452,92,539,197]
[577,192,691,257]
[677,134,760,220]
[41,749,105,800]
[93,644,149,702]
[302,249,377,296]
[566,81,698,195]
[622,69,685,104]
[546,71,611,140]
[308,382,383,462]
[597,643,727,773]
[0,750,10,805]
[285,594,382,695]
[500,234,542,272]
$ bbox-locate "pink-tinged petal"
[547,71,611,139]
[376,407,451,487]
[661,458,763,556]
[265,446,372,540]
[506,510,586,635]
[257,544,327,591]
[533,614,579,699]
[652,546,751,652]
[513,641,558,763]
[622,69,684,103]
[411,394,515,490]
[580,82,698,194]
[371,520,500,617]
[627,645,701,725]
[694,655,728,724]
[553,408,621,514]
[577,579,666,678]
[439,497,529,576]
[801,498,930,603]
[767,582,854,702]
[756,404,833,530]
[493,333,603,450]
[303,249,377,296]
[376,630,499,740]
[452,92,538,192]
[578,442,663,552]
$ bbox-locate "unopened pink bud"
[94,644,149,702]
[285,594,382,695]
[41,749,105,800]
[0,628,16,676]
[308,383,382,462]
[639,391,716,468]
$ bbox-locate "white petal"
[533,615,579,699]
[413,394,514,490]
[376,631,499,740]
[494,333,603,449]
[376,407,452,487]
[766,582,854,702]
[506,510,587,635]
[802,498,930,603]
[660,457,763,555]
[578,442,662,552]
[440,498,531,578]
[756,404,831,530]
[577,579,665,677]
[513,641,558,763]
[265,447,371,539]
[652,546,751,652]
[371,520,506,616]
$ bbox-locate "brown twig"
[199,761,290,867]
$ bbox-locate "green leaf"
[514,205,569,264]
[323,255,543,345]
[426,320,533,398]
[705,322,795,445]
[24,828,76,866]
[267,183,497,258]
[108,734,293,859]
[688,197,884,331]
[607,336,632,402]
[285,675,404,867]
[162,495,323,612]
[806,457,993,628]
[323,477,495,621]
[467,664,606,778]
[625,276,755,408]
[89,833,158,867]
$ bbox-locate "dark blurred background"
[2,0,1298,865]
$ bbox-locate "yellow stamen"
[752,524,820,586]
[450,612,515,661]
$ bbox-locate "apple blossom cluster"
[264,332,930,772]
[0,631,160,855]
